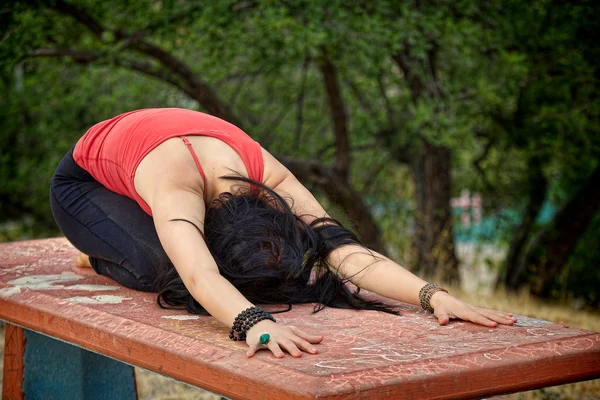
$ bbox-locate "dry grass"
[0,288,597,399]
[453,286,600,400]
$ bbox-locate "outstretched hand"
[246,320,323,358]
[430,291,517,327]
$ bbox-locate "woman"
[50,108,516,359]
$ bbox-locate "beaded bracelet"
[229,306,276,341]
[418,283,448,313]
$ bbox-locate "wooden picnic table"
[0,238,598,399]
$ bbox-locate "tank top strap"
[181,136,208,192]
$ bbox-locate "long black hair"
[154,176,397,315]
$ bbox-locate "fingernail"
[311,348,318,353]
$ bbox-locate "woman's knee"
[91,257,156,292]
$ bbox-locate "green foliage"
[0,0,598,303]
[560,212,600,307]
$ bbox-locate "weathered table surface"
[0,238,598,400]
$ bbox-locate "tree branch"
[52,0,104,40]
[425,43,444,100]
[392,50,424,105]
[29,48,100,62]
[46,0,243,128]
[472,135,496,192]
[374,128,412,164]
[27,48,186,91]
[294,57,310,149]
[318,54,351,181]
[262,101,294,143]
[377,73,395,129]
[341,73,377,119]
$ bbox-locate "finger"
[482,310,517,325]
[267,341,285,358]
[290,337,319,354]
[434,309,450,326]
[469,312,498,327]
[279,339,303,358]
[247,344,258,358]
[481,308,517,320]
[477,308,517,321]
[289,326,324,343]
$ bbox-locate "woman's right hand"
[246,320,323,358]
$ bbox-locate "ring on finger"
[259,333,271,345]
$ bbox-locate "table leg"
[2,324,138,400]
[3,323,25,400]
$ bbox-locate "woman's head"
[203,187,315,304]
[156,176,396,315]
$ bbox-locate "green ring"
[259,333,270,345]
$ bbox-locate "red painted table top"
[0,238,598,399]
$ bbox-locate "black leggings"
[49,147,172,291]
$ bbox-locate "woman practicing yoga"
[50,108,516,358]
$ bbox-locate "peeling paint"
[65,295,132,305]
[514,315,553,327]
[161,315,200,321]
[0,274,119,297]
[65,284,119,291]
[0,286,22,298]
[9,273,82,290]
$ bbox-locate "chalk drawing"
[65,295,132,305]
[483,353,502,360]
[527,328,556,336]
[161,315,200,321]
[0,264,36,277]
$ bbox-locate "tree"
[489,0,600,295]
[4,0,501,280]
[5,0,596,295]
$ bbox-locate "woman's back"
[73,108,268,215]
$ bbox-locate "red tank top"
[73,108,264,216]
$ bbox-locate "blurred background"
[0,1,598,399]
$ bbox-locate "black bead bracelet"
[229,306,276,341]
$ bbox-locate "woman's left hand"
[430,291,517,327]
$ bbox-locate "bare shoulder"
[135,138,206,212]
[261,148,291,189]
[259,148,329,222]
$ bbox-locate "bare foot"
[75,252,92,268]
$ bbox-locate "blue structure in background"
[23,330,137,400]
[453,200,557,244]
[370,192,557,246]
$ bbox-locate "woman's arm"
[149,186,323,357]
[324,245,516,327]
[269,156,516,327]
[151,188,254,327]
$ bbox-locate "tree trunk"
[411,140,459,283]
[522,164,600,297]
[503,154,548,290]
